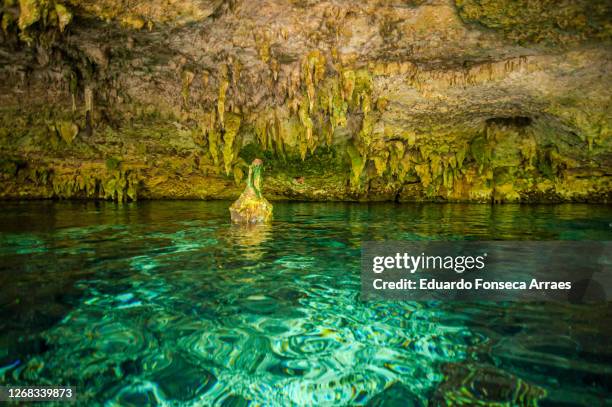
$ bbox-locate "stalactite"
[217,66,229,127]
[181,70,195,106]
[372,150,389,177]
[208,129,220,166]
[222,113,241,176]
[346,143,366,189]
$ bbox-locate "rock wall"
[0,0,610,202]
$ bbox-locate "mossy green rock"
[230,159,272,224]
[57,121,79,144]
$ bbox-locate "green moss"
[388,141,405,175]
[99,169,140,202]
[126,172,139,201]
[302,50,326,111]
[307,50,326,84]
[341,69,355,102]
[254,31,271,63]
[121,15,145,30]
[455,0,611,45]
[208,129,220,166]
[519,134,537,168]
[17,0,41,31]
[297,100,313,160]
[414,163,431,188]
[429,154,442,180]
[13,0,73,44]
[105,157,121,171]
[536,147,560,179]
[56,120,79,144]
[330,83,348,129]
[54,2,71,32]
[233,164,244,186]
[469,134,491,173]
[373,155,387,177]
[346,143,365,189]
[0,158,21,176]
[49,168,140,202]
[2,7,15,33]
[455,146,467,170]
[353,69,373,106]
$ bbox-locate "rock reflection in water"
[226,223,272,261]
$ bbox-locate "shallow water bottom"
[0,201,611,405]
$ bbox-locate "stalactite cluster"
[0,0,609,202]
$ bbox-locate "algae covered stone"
[229,159,272,224]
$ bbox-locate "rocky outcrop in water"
[0,0,610,202]
[230,158,272,223]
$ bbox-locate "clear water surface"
[0,201,610,406]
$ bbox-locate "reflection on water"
[226,223,272,261]
[0,201,611,406]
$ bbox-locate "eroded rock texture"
[0,0,610,202]
[230,158,273,223]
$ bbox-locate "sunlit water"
[0,201,610,406]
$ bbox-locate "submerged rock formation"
[230,158,272,223]
[0,0,610,202]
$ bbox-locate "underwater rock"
[229,159,272,224]
[431,362,547,406]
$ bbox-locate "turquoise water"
[0,201,611,406]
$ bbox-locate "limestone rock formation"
[0,0,610,202]
[230,159,272,223]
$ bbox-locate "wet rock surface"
[230,158,273,223]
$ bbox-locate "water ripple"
[0,201,610,405]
